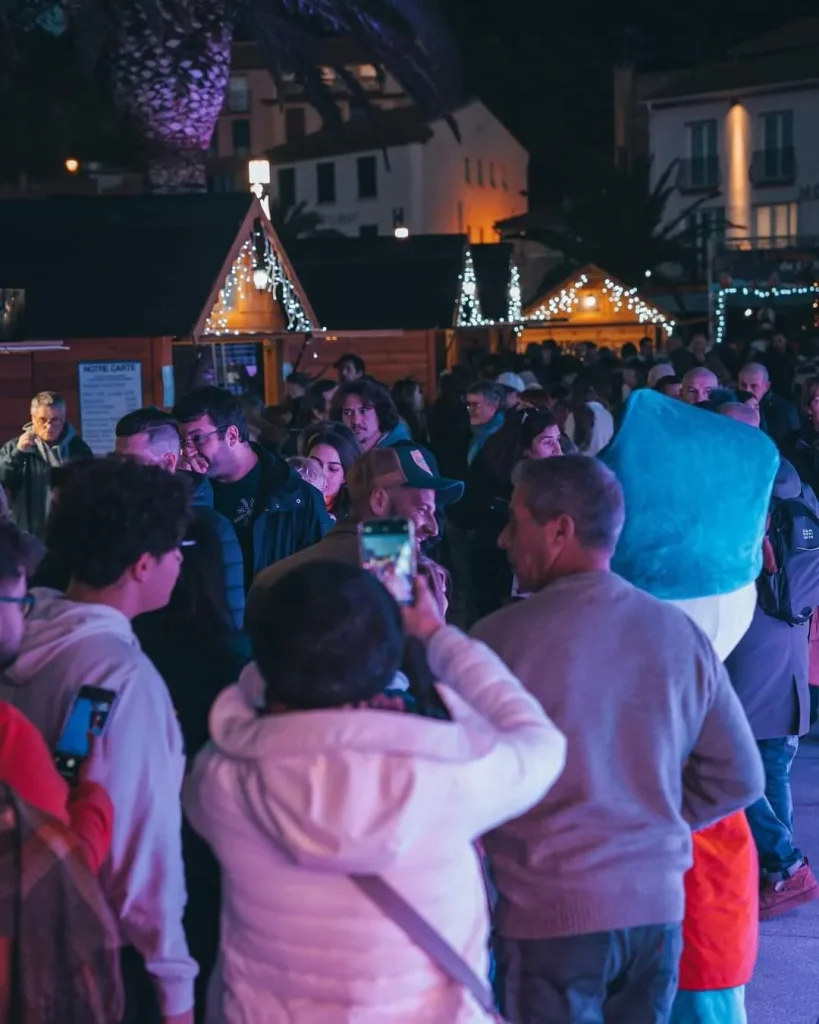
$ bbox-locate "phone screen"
[55,687,117,782]
[359,518,416,606]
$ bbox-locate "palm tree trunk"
[106,1,233,193]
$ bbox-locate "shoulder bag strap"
[351,874,496,1014]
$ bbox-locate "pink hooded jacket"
[183,626,566,1024]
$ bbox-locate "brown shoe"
[760,861,819,920]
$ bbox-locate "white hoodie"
[184,626,566,1024]
[0,588,196,1016]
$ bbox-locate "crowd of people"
[0,325,815,1023]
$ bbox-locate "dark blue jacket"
[189,475,246,629]
[760,392,800,450]
[246,444,331,577]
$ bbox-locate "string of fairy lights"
[203,234,313,336]
[456,249,524,329]
[523,272,674,332]
[714,283,819,344]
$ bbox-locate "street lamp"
[248,159,271,218]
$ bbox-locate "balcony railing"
[676,157,720,193]
[722,234,819,251]
[750,148,796,186]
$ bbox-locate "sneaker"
[759,861,819,920]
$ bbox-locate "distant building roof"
[648,21,819,103]
[268,104,432,163]
[0,195,263,340]
[286,235,468,330]
[471,243,514,323]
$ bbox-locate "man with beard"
[174,387,330,591]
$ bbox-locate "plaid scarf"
[0,786,123,1024]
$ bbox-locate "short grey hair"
[681,367,718,388]
[512,455,625,551]
[740,362,769,382]
[467,380,505,407]
[31,391,65,414]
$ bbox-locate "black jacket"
[244,443,331,577]
[726,459,812,739]
[760,392,801,450]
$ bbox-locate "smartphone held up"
[54,685,117,782]
[359,517,417,606]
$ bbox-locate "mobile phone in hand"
[359,517,417,606]
[54,685,117,782]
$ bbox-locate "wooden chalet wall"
[0,337,170,443]
[283,330,446,396]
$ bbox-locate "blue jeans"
[497,925,683,1023]
[669,987,746,1024]
[745,735,803,878]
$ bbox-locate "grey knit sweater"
[472,571,764,940]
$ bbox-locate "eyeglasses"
[181,428,224,450]
[0,594,35,617]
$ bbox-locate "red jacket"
[679,810,758,990]
[0,702,113,873]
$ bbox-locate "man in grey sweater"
[472,456,765,1024]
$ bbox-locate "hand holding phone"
[54,686,117,783]
[401,576,444,642]
[359,517,416,606]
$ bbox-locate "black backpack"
[757,495,819,625]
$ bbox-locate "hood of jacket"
[378,422,413,447]
[4,588,136,685]
[202,661,497,874]
[250,443,306,511]
[22,422,78,462]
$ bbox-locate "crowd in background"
[0,322,816,1023]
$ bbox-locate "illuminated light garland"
[601,279,674,332]
[526,273,589,321]
[204,238,254,335]
[506,262,522,323]
[260,233,314,333]
[203,235,314,336]
[714,283,819,344]
[456,247,486,327]
[523,273,674,334]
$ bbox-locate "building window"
[231,119,251,157]
[457,200,463,233]
[489,162,496,187]
[320,67,336,86]
[227,75,250,113]
[317,162,336,204]
[753,111,795,184]
[477,160,484,186]
[479,227,485,242]
[684,119,718,189]
[285,108,306,141]
[278,167,296,209]
[206,126,218,158]
[755,202,798,247]
[357,155,377,199]
[359,224,378,238]
[464,158,470,183]
[208,173,236,194]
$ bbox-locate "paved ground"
[747,725,819,1024]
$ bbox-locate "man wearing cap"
[496,372,526,410]
[247,445,463,620]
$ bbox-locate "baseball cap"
[496,371,526,393]
[347,446,464,506]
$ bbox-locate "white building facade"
[265,99,528,243]
[646,21,819,250]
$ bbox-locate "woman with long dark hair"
[392,378,430,447]
[300,422,362,521]
[564,377,615,455]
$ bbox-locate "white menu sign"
[78,361,143,455]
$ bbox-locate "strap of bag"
[351,874,496,1014]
